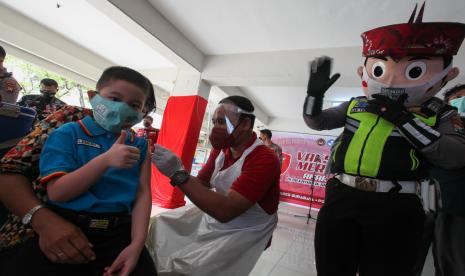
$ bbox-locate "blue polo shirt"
[39,116,148,213]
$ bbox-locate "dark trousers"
[0,243,21,271]
[1,222,156,276]
[314,178,425,276]
[434,212,465,276]
[412,212,436,276]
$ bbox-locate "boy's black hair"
[97,66,156,114]
[0,46,5,58]
[219,95,256,128]
[260,129,272,139]
[444,84,465,102]
[145,80,156,114]
[144,115,153,120]
[40,78,58,88]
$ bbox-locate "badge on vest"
[350,101,369,113]
[77,139,101,149]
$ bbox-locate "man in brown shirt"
[259,129,283,165]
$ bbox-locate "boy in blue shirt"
[7,67,156,276]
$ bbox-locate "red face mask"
[208,126,233,150]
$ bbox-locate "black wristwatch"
[170,170,190,186]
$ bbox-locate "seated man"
[150,96,280,276]
[0,106,95,270]
[18,78,65,121]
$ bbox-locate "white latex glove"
[152,144,183,177]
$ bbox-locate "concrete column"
[151,69,211,208]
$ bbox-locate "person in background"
[0,44,32,159]
[259,129,283,165]
[136,115,159,151]
[0,45,22,104]
[150,95,280,276]
[2,66,156,275]
[18,78,65,121]
[428,84,465,276]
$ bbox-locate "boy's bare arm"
[103,148,151,276]
[129,151,151,249]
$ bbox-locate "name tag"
[350,101,368,113]
[77,139,101,149]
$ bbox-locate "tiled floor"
[151,203,436,276]
[250,203,436,276]
[250,203,317,276]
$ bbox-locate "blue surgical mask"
[450,97,465,114]
[90,93,143,133]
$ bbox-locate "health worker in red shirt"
[150,95,280,276]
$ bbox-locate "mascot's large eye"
[371,61,386,78]
[405,61,426,80]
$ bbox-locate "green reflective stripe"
[344,99,394,177]
[413,113,437,126]
[344,100,367,174]
[340,99,438,178]
[410,149,419,171]
[332,140,341,163]
[359,118,394,176]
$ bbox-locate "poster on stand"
[272,131,337,210]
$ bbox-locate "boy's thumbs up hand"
[104,130,140,169]
[115,130,127,144]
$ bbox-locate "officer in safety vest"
[302,4,465,276]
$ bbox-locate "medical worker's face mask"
[208,103,254,150]
[450,96,465,114]
[90,93,144,134]
[361,57,452,107]
[209,116,242,150]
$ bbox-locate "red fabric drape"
[151,95,208,208]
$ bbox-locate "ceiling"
[147,0,465,125]
[1,0,465,132]
[2,0,175,70]
[149,0,465,55]
[0,0,181,110]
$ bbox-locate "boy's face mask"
[90,93,144,133]
[450,96,465,114]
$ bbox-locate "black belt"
[48,205,131,230]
